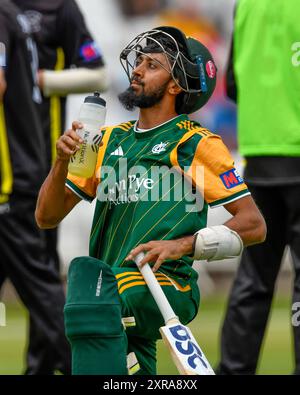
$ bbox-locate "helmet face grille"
[119,27,217,113]
[120,29,201,94]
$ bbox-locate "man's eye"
[149,63,157,69]
[135,58,142,67]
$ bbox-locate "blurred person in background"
[217,0,300,375]
[12,0,108,271]
[0,0,70,374]
[117,0,167,17]
[9,0,108,373]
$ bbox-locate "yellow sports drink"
[68,92,106,178]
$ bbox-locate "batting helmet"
[120,26,217,114]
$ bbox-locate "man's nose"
[133,62,144,77]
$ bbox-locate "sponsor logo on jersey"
[220,168,244,189]
[24,10,42,33]
[152,142,169,154]
[110,146,124,156]
[80,41,102,62]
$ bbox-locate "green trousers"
[65,258,200,375]
[113,267,200,374]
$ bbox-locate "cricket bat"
[135,252,215,375]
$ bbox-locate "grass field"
[0,294,294,375]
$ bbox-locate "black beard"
[118,82,168,111]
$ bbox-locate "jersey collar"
[133,114,188,139]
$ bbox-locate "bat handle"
[135,252,178,324]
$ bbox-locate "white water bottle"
[68,92,106,178]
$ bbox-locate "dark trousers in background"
[0,194,71,374]
[217,184,300,375]
[26,227,66,374]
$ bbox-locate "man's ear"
[168,79,182,96]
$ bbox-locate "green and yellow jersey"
[66,114,249,282]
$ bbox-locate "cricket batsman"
[35,26,266,375]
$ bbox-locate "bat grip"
[135,252,178,324]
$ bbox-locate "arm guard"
[192,225,243,261]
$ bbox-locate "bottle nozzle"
[84,91,106,106]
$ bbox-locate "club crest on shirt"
[24,10,42,33]
[16,14,32,34]
[220,168,244,189]
[152,142,169,154]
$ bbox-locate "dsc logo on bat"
[168,324,208,371]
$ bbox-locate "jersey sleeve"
[178,133,250,207]
[66,172,98,202]
[57,0,104,68]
